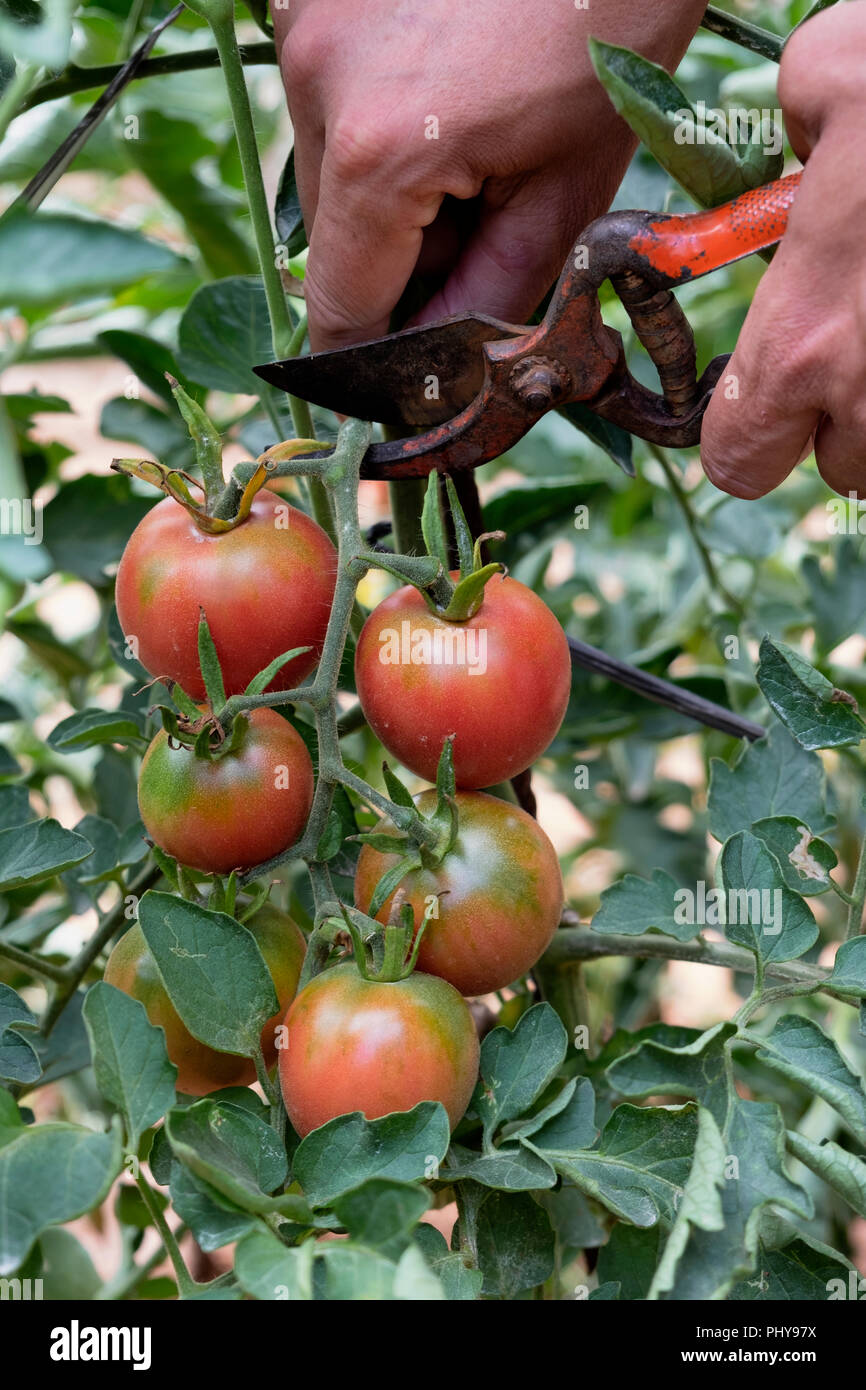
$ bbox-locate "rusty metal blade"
[253,313,526,427]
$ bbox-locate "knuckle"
[281,18,334,93]
[327,115,396,182]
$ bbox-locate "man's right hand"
[272,0,705,351]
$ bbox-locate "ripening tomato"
[104,905,306,1096]
[278,962,479,1136]
[115,490,336,699]
[138,708,313,874]
[354,790,563,996]
[354,573,571,787]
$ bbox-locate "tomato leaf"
[474,1004,568,1143]
[137,891,278,1059]
[83,981,178,1151]
[0,819,92,891]
[293,1102,450,1208]
[47,707,146,753]
[756,636,865,750]
[753,1015,866,1146]
[719,830,818,964]
[166,1099,293,1214]
[0,1120,123,1275]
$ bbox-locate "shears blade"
[253,312,525,429]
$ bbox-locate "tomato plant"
[355,790,563,995]
[278,960,479,1136]
[137,708,314,874]
[105,906,306,1095]
[116,490,337,700]
[355,573,571,787]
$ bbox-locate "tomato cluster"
[112,488,569,1133]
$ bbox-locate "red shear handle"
[628,171,802,283]
[603,172,802,417]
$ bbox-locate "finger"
[700,307,822,499]
[304,136,442,350]
[415,176,571,326]
[814,414,866,500]
[699,168,832,499]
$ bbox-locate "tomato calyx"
[416,474,506,622]
[339,897,439,984]
[352,737,459,914]
[110,375,327,533]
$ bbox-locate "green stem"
[735,980,820,1027]
[542,922,854,1003]
[0,61,40,144]
[232,418,438,887]
[134,1172,197,1299]
[42,861,161,1035]
[0,392,28,502]
[204,20,334,540]
[846,824,866,939]
[699,5,783,61]
[22,41,277,112]
[119,0,148,59]
[95,1228,184,1301]
[0,940,67,982]
[647,443,742,613]
[205,13,292,357]
[388,478,428,556]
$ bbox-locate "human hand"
[272,0,704,350]
[701,3,866,498]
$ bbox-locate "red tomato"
[354,573,571,787]
[138,708,313,874]
[278,962,479,1136]
[104,905,306,1096]
[116,489,336,699]
[354,790,563,995]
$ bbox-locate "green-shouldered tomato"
[115,490,336,699]
[104,905,306,1096]
[278,961,479,1136]
[354,790,563,996]
[137,708,313,874]
[354,573,571,788]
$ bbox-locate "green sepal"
[444,476,474,580]
[421,474,449,569]
[437,561,505,622]
[158,705,186,743]
[197,609,226,712]
[435,736,456,800]
[352,832,413,855]
[237,880,271,923]
[150,846,180,891]
[244,646,312,697]
[167,681,200,719]
[369,853,423,920]
[168,375,223,507]
[344,896,439,984]
[224,871,239,918]
[359,550,443,591]
[382,762,415,810]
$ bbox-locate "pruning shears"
[254,172,801,479]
